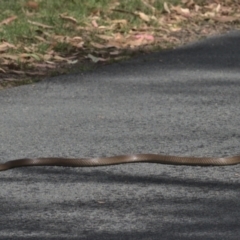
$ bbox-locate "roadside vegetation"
[0,0,239,89]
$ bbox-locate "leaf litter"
[0,0,240,87]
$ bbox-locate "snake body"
[1,154,240,171]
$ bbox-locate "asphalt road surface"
[0,30,240,240]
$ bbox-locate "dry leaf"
[26,71,46,76]
[20,53,43,61]
[34,36,47,42]
[10,70,25,75]
[141,0,156,13]
[91,42,106,49]
[169,25,182,31]
[112,19,127,25]
[52,35,65,42]
[182,0,195,8]
[215,4,221,13]
[97,35,113,41]
[92,20,98,28]
[135,34,154,42]
[0,68,6,73]
[128,34,154,47]
[53,35,83,47]
[202,12,216,18]
[181,8,190,15]
[34,63,56,69]
[163,2,171,14]
[171,6,191,17]
[23,46,37,52]
[45,60,55,64]
[87,54,106,63]
[59,14,77,24]
[213,15,239,22]
[204,3,218,11]
[135,11,150,22]
[98,25,109,29]
[28,20,54,29]
[195,5,201,12]
[128,38,145,48]
[25,1,39,10]
[69,36,84,48]
[67,59,78,65]
[0,16,17,26]
[52,55,66,61]
[0,42,17,52]
[110,50,121,55]
[1,53,18,60]
[111,19,127,29]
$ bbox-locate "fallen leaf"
[52,55,66,61]
[128,38,145,48]
[110,50,121,55]
[69,36,84,48]
[10,70,25,75]
[0,16,17,26]
[181,0,195,8]
[1,53,18,60]
[20,53,43,61]
[0,68,6,73]
[33,63,56,69]
[0,43,17,52]
[97,35,113,41]
[59,14,78,24]
[202,12,216,18]
[112,19,127,25]
[34,36,47,42]
[52,35,65,42]
[23,46,37,52]
[181,8,190,15]
[213,15,239,23]
[45,60,55,64]
[195,5,201,12]
[169,26,182,32]
[215,4,221,13]
[26,71,46,76]
[92,20,98,28]
[135,34,154,41]
[135,11,150,22]
[171,5,189,17]
[141,0,156,13]
[25,1,39,10]
[28,20,54,29]
[98,25,109,29]
[52,35,84,48]
[87,54,106,63]
[91,42,107,49]
[204,3,218,11]
[127,34,155,48]
[163,2,171,14]
[0,78,18,82]
[67,59,78,64]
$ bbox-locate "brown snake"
[1,154,240,171]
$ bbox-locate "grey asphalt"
[0,30,240,240]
